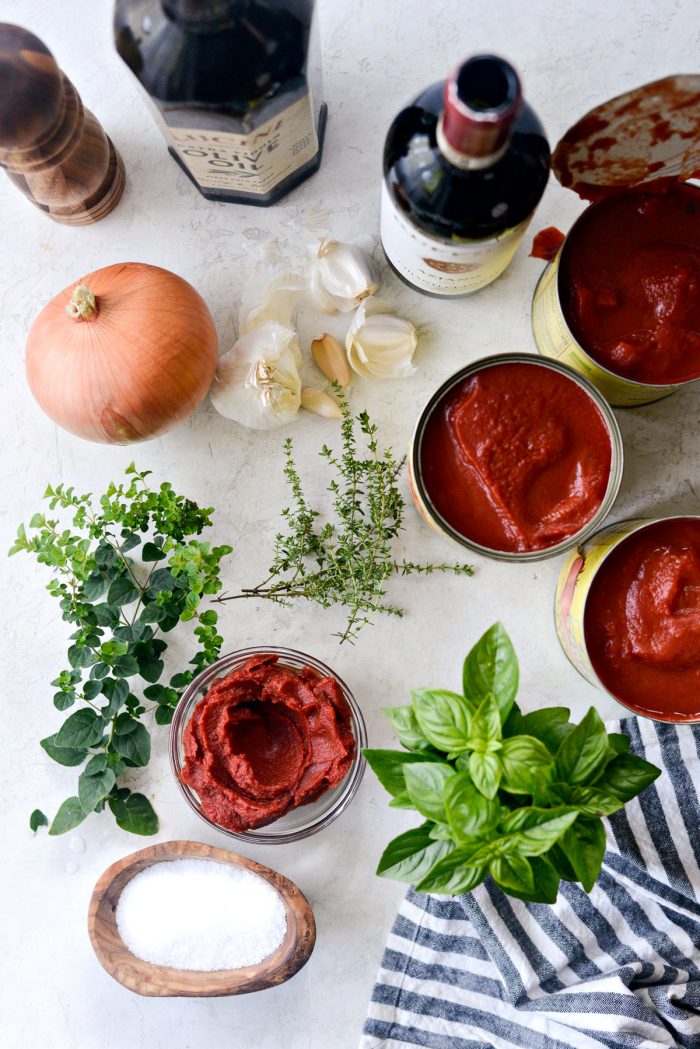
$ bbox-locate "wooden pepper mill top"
[0,24,125,225]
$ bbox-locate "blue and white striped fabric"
[361,717,700,1048]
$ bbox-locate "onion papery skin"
[25,262,219,444]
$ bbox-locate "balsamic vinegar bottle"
[381,55,550,296]
[114,0,326,206]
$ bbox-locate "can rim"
[410,352,624,563]
[554,196,700,393]
[563,514,700,724]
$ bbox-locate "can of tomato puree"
[555,515,700,723]
[531,74,700,407]
[408,353,623,563]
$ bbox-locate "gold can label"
[532,250,680,407]
[554,518,650,683]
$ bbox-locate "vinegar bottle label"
[149,92,318,196]
[380,182,531,295]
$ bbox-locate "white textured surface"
[1,2,699,1048]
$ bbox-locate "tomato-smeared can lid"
[552,75,700,200]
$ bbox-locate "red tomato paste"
[585,518,700,721]
[561,183,700,384]
[181,654,356,831]
[419,362,612,553]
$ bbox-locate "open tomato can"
[531,75,700,407]
[408,353,623,563]
[555,515,700,723]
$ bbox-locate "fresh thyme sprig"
[217,390,472,642]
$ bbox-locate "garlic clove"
[345,303,418,379]
[308,239,379,313]
[311,333,351,388]
[300,387,343,419]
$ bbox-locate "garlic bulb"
[308,239,379,313]
[345,302,418,379]
[210,321,301,429]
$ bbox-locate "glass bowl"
[169,646,367,844]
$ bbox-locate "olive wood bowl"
[87,839,316,997]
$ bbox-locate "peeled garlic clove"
[311,333,351,388]
[345,302,418,379]
[211,321,301,429]
[300,387,343,419]
[308,239,379,313]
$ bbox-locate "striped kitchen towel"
[361,717,700,1049]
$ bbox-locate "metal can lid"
[552,75,700,199]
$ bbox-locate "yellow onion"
[25,262,218,443]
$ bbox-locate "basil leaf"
[381,705,434,753]
[40,733,88,767]
[78,767,116,815]
[411,689,473,753]
[403,762,455,822]
[55,708,103,750]
[462,622,518,720]
[414,848,487,894]
[505,856,560,904]
[49,796,88,836]
[501,735,553,795]
[568,786,624,817]
[376,824,454,883]
[504,706,572,754]
[491,853,534,895]
[109,791,158,835]
[469,751,502,799]
[555,708,608,786]
[512,809,578,857]
[470,693,502,744]
[548,842,578,882]
[558,817,606,892]
[444,771,499,843]
[595,753,661,803]
[363,749,444,799]
[30,809,48,832]
[607,733,631,756]
[500,805,573,833]
[113,722,151,767]
[429,822,454,841]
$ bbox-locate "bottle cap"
[438,55,522,170]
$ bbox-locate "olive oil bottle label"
[380,182,530,295]
[151,94,318,195]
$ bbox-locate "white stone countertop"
[2,1,699,1047]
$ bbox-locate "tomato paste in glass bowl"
[169,647,367,843]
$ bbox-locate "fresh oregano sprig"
[364,623,661,902]
[217,389,472,642]
[10,464,232,837]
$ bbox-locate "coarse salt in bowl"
[169,647,367,844]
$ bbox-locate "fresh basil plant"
[364,623,661,902]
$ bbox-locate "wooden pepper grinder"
[0,24,125,225]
